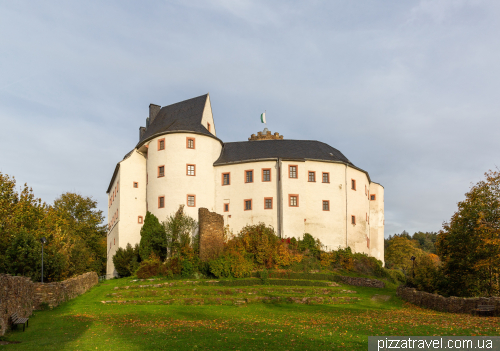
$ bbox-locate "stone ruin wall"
[198,207,224,261]
[0,275,34,337]
[397,286,500,314]
[33,272,98,309]
[0,272,98,336]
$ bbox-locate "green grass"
[2,277,499,350]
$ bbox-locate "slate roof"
[137,94,214,147]
[214,139,354,166]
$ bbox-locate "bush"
[135,254,172,279]
[208,251,253,278]
[112,243,140,277]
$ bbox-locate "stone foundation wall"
[199,208,224,261]
[0,275,34,337]
[397,286,500,314]
[0,272,98,336]
[336,276,385,288]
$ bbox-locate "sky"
[1,0,499,237]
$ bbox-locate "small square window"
[262,169,271,182]
[133,182,138,188]
[222,173,230,185]
[158,138,165,151]
[289,165,297,178]
[264,198,273,209]
[289,195,298,207]
[351,179,356,190]
[245,170,253,183]
[158,196,165,208]
[370,194,376,201]
[308,171,315,182]
[323,200,329,211]
[351,215,356,225]
[187,195,196,207]
[138,216,143,224]
[187,164,195,176]
[187,137,195,149]
[158,166,165,177]
[244,199,252,210]
[322,172,329,183]
[224,203,229,212]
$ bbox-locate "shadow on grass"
[1,308,94,350]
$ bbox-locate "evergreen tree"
[139,211,167,260]
[113,243,140,277]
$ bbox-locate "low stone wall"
[0,275,34,337]
[336,276,385,288]
[397,286,500,314]
[33,272,98,309]
[0,272,98,336]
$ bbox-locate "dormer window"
[207,122,211,132]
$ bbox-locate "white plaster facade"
[106,94,384,276]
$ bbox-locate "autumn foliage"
[0,172,107,282]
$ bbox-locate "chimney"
[139,126,146,140]
[149,104,161,125]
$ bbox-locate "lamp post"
[40,237,47,283]
[410,256,416,278]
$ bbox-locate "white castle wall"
[146,132,222,223]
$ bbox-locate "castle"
[106,94,384,276]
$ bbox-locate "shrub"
[112,243,140,277]
[135,254,172,279]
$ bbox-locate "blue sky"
[1,0,499,237]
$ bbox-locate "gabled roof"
[214,139,353,166]
[137,94,214,147]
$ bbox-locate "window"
[367,237,370,248]
[289,165,298,178]
[158,166,165,177]
[138,216,143,224]
[308,171,316,182]
[158,138,165,150]
[351,179,356,190]
[133,182,138,188]
[187,195,196,207]
[262,169,271,182]
[289,194,299,207]
[264,197,273,209]
[207,122,211,132]
[245,170,253,183]
[244,199,252,210]
[114,238,115,245]
[224,203,229,212]
[158,196,165,208]
[222,172,230,185]
[323,200,330,211]
[365,185,367,195]
[187,164,196,176]
[370,194,376,201]
[117,182,119,192]
[186,137,195,149]
[322,172,329,183]
[351,215,356,225]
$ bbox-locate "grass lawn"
[2,277,499,350]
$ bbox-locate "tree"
[53,193,107,276]
[385,236,425,273]
[139,211,167,260]
[436,170,500,297]
[163,205,198,258]
[5,228,42,281]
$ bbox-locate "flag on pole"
[260,112,266,124]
